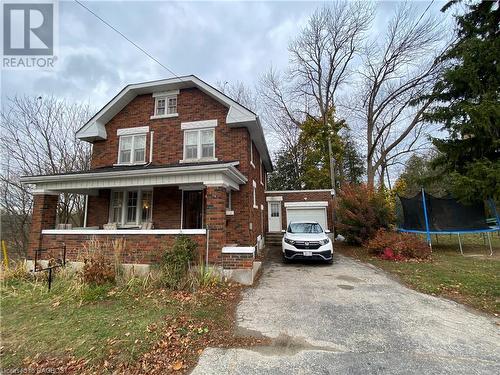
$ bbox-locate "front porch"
[22,162,258,278]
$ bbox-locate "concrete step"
[266,233,283,246]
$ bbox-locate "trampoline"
[397,188,500,255]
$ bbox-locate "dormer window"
[151,90,179,119]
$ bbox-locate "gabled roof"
[76,75,273,171]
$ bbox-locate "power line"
[74,0,179,78]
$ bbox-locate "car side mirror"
[281,229,286,233]
[325,230,331,234]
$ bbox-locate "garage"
[284,202,329,231]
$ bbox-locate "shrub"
[365,229,431,260]
[336,184,394,244]
[160,236,198,290]
[79,238,116,285]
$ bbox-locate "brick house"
[21,75,335,284]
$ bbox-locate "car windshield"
[288,223,323,234]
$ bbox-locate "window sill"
[179,157,218,163]
[226,210,235,216]
[250,161,255,169]
[113,162,147,167]
[150,113,178,120]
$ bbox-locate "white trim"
[117,126,149,136]
[222,246,255,254]
[266,196,283,202]
[32,189,60,195]
[181,119,217,130]
[150,113,178,120]
[284,201,328,208]
[42,229,206,235]
[225,210,235,216]
[149,131,154,163]
[266,189,334,194]
[152,90,179,97]
[252,180,257,209]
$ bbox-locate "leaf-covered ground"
[0,277,267,374]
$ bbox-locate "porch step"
[266,232,283,246]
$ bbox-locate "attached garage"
[285,202,329,231]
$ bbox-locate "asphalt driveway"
[192,249,500,374]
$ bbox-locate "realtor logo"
[2,1,58,69]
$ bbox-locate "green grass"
[0,273,225,370]
[338,233,500,315]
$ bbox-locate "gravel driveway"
[192,250,500,374]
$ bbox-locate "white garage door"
[286,207,328,231]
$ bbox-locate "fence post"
[421,188,432,252]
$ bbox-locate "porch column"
[28,193,58,259]
[205,185,227,265]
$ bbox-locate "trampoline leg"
[487,232,493,256]
[458,233,463,256]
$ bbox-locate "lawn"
[0,270,264,373]
[337,233,500,315]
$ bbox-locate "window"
[155,98,166,115]
[109,189,153,226]
[270,202,280,217]
[252,180,257,209]
[141,191,153,222]
[226,190,232,210]
[250,140,255,168]
[111,191,124,223]
[118,134,146,164]
[152,90,179,118]
[260,159,264,185]
[183,128,215,161]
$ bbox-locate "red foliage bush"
[365,229,431,260]
[336,184,394,245]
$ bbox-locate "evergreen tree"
[422,0,500,201]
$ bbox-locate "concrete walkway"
[192,250,500,374]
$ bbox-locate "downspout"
[205,225,210,269]
[145,131,154,167]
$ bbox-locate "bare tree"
[353,3,449,188]
[0,96,92,257]
[217,80,259,113]
[259,1,374,188]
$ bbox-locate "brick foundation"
[221,252,254,269]
[28,194,58,259]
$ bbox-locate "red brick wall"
[205,186,226,264]
[221,252,254,269]
[153,187,182,229]
[87,189,110,227]
[39,234,206,264]
[28,194,58,259]
[265,190,335,232]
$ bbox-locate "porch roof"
[20,161,247,193]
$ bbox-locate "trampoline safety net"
[398,192,489,231]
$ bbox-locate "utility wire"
[74,0,179,78]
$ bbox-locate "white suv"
[282,221,333,263]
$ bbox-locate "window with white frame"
[250,140,254,167]
[118,134,146,164]
[183,128,215,161]
[252,180,257,209]
[109,189,153,226]
[226,189,232,210]
[153,90,178,118]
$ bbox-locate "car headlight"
[319,238,330,246]
[284,237,295,245]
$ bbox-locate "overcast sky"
[1,0,450,111]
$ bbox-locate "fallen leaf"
[52,301,60,307]
[172,361,183,371]
[125,332,131,337]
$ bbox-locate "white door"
[268,202,282,232]
[286,207,328,231]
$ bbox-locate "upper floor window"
[181,120,218,162]
[118,134,146,164]
[152,90,179,119]
[184,129,215,161]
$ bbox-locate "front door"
[183,190,203,229]
[268,201,282,232]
